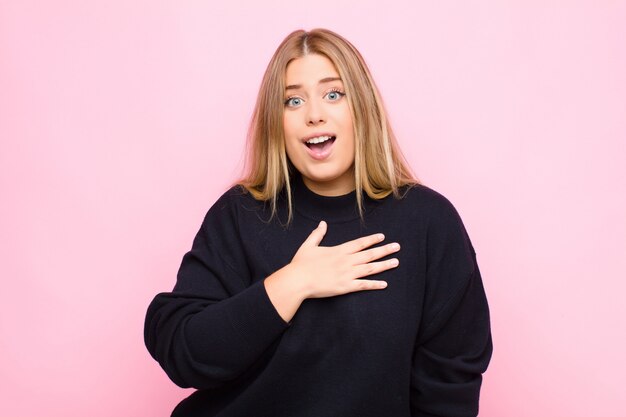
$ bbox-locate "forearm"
[145,280,291,389]
[410,265,492,417]
[263,264,310,324]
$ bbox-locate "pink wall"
[1,1,625,416]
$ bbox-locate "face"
[283,53,356,196]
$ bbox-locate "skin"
[282,53,356,196]
[263,54,401,324]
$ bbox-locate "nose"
[306,99,326,126]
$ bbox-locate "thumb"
[302,220,327,247]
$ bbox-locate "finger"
[301,220,327,247]
[349,279,388,292]
[350,242,400,265]
[351,258,399,279]
[336,232,385,254]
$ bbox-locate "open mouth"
[305,136,336,151]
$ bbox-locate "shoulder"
[208,184,254,211]
[393,182,464,223]
[190,185,266,261]
[207,184,263,213]
[395,183,473,249]
[198,185,245,229]
[200,183,271,230]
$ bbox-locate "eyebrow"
[285,77,343,91]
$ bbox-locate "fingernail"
[378,233,385,241]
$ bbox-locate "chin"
[303,169,345,182]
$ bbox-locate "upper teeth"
[306,135,333,144]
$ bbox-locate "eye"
[285,96,303,107]
[325,89,346,101]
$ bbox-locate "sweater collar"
[291,173,367,222]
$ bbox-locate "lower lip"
[304,138,335,161]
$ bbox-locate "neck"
[300,167,356,197]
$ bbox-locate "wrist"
[269,263,310,302]
[263,264,309,324]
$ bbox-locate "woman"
[144,28,492,417]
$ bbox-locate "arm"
[145,195,399,390]
[410,197,493,417]
[143,191,291,390]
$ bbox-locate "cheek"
[341,111,355,142]
[282,115,290,136]
[282,117,299,156]
[339,106,354,132]
[283,115,299,140]
[337,115,355,157]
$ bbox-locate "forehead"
[285,54,340,84]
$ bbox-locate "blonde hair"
[235,28,419,224]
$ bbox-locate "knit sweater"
[144,172,493,417]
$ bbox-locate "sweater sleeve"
[143,189,291,389]
[410,195,493,417]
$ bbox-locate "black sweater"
[144,173,493,417]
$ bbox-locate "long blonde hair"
[236,28,419,224]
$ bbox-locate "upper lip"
[301,132,336,143]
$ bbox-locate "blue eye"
[285,97,303,107]
[325,89,345,101]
